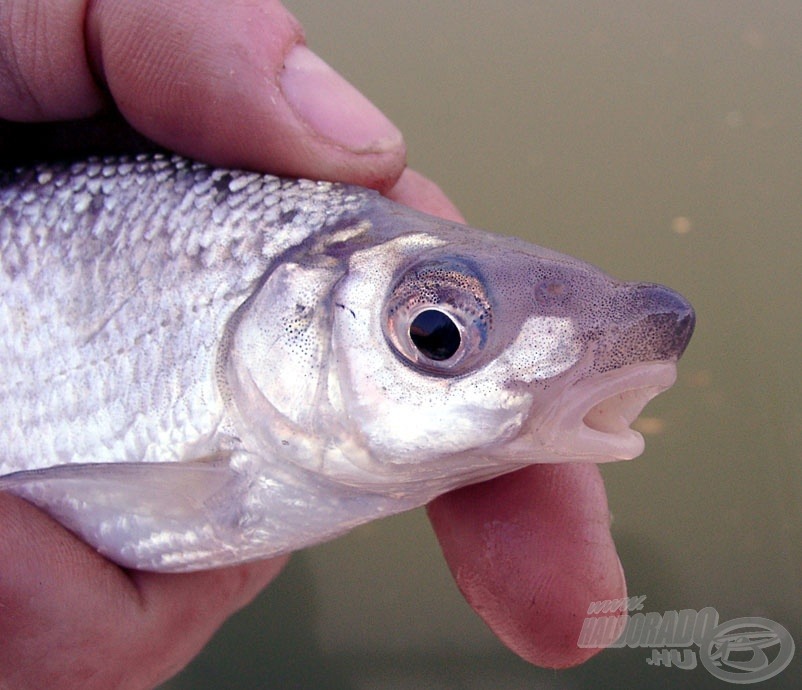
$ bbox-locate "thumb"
[0,0,405,190]
[87,0,405,189]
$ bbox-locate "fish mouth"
[545,361,678,461]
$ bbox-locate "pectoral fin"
[0,458,250,571]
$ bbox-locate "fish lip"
[543,360,678,461]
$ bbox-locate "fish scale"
[0,155,363,473]
[0,154,693,570]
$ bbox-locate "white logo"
[578,597,795,684]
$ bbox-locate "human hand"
[0,1,625,687]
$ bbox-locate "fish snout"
[590,283,695,372]
[629,282,695,360]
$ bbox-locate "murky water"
[164,3,801,688]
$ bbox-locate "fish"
[0,154,695,571]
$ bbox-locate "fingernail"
[280,45,403,154]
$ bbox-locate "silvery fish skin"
[0,154,694,571]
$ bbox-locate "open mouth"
[546,361,678,461]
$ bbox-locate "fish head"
[229,198,694,491]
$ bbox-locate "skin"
[0,1,626,687]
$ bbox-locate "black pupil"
[409,310,461,361]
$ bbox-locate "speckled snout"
[594,283,696,373]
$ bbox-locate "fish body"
[0,154,694,570]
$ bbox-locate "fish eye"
[409,309,461,361]
[383,259,492,376]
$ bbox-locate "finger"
[426,464,626,668]
[0,0,106,119]
[124,559,288,687]
[0,0,406,190]
[386,168,465,222]
[86,0,405,189]
[0,492,286,688]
